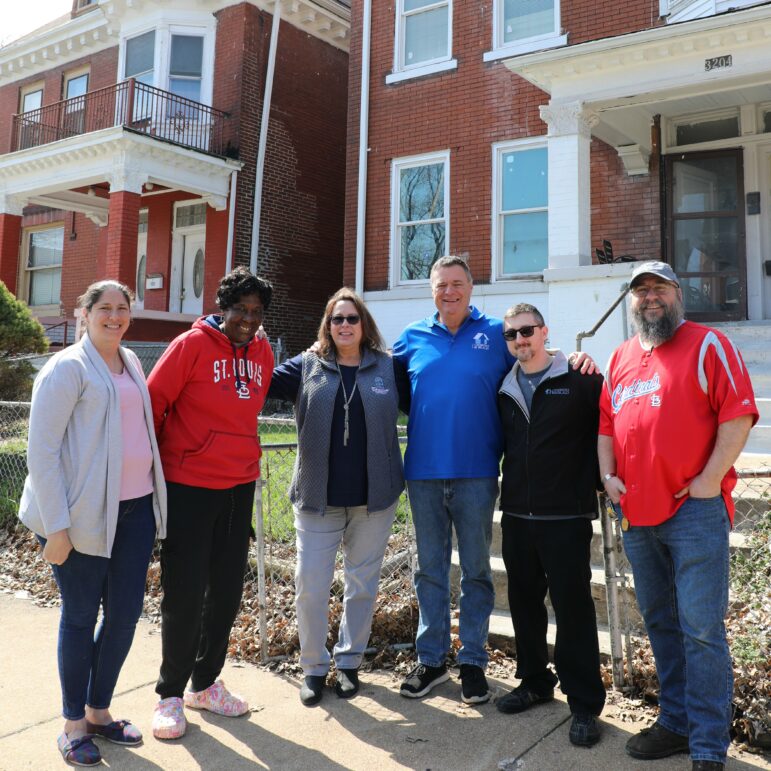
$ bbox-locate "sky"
[1,1,74,47]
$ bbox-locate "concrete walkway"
[0,593,768,771]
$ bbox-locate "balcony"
[11,79,230,158]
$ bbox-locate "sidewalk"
[0,592,768,771]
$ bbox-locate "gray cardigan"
[289,349,405,514]
[18,334,167,557]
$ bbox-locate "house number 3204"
[705,55,732,71]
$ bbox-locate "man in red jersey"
[598,261,757,771]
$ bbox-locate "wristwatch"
[603,473,615,482]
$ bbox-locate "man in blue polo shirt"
[393,255,514,704]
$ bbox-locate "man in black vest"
[496,303,606,748]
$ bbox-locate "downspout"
[250,0,282,274]
[225,170,238,274]
[354,0,372,294]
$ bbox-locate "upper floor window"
[20,85,42,114]
[485,0,566,61]
[121,23,212,106]
[387,0,456,84]
[493,139,548,277]
[24,226,63,308]
[391,151,450,283]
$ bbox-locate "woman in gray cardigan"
[269,288,408,706]
[19,280,166,767]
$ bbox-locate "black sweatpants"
[500,514,606,716]
[156,480,255,699]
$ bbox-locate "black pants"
[156,480,255,699]
[501,514,606,716]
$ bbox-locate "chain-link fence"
[0,401,29,524]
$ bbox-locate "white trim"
[391,0,453,78]
[389,149,450,287]
[385,57,457,84]
[483,34,567,63]
[491,137,549,281]
[355,0,372,294]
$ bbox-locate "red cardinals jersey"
[599,321,757,526]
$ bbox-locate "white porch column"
[539,102,598,268]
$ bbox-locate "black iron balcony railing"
[11,79,230,156]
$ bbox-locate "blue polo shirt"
[393,306,514,480]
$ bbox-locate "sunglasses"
[329,314,361,326]
[502,324,543,341]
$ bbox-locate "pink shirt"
[113,370,154,501]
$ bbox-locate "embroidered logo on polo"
[611,373,661,413]
[544,388,569,395]
[371,376,390,395]
[472,332,490,350]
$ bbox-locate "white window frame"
[118,14,215,108]
[666,108,740,151]
[19,82,43,114]
[390,150,451,286]
[386,0,457,85]
[483,0,567,63]
[492,137,549,281]
[20,224,64,313]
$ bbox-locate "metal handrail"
[575,282,630,352]
[11,79,230,157]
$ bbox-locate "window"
[21,87,42,114]
[64,71,89,135]
[671,111,740,147]
[25,227,63,307]
[493,140,548,276]
[391,152,449,283]
[485,0,566,61]
[387,0,456,83]
[175,203,207,227]
[18,85,43,149]
[125,31,156,86]
[169,35,203,103]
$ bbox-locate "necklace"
[335,359,358,447]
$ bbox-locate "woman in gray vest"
[268,287,407,705]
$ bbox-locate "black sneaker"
[569,713,601,747]
[459,664,490,704]
[496,683,554,714]
[334,668,359,699]
[625,721,689,759]
[399,663,449,698]
[299,675,325,706]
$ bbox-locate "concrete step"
[487,608,617,660]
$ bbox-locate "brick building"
[344,0,771,363]
[0,0,350,354]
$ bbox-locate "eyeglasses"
[502,324,543,341]
[630,284,675,299]
[330,314,361,326]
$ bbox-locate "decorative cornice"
[539,103,599,138]
[505,2,771,96]
[616,144,650,176]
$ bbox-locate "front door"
[665,149,746,321]
[178,231,205,315]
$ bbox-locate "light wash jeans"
[294,501,397,676]
[618,495,732,763]
[407,478,498,669]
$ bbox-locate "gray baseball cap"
[630,260,680,288]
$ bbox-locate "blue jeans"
[407,478,498,669]
[619,496,732,763]
[39,495,156,720]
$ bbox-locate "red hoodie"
[148,316,274,489]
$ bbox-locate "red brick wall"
[0,46,118,154]
[214,3,348,354]
[0,214,22,291]
[106,191,141,287]
[344,0,664,288]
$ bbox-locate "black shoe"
[399,663,449,698]
[625,721,689,759]
[334,669,359,699]
[569,713,601,747]
[299,675,325,706]
[496,684,554,714]
[692,762,724,771]
[459,664,490,704]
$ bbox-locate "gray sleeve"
[26,359,84,535]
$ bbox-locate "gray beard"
[632,302,684,347]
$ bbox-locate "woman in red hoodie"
[147,267,274,740]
